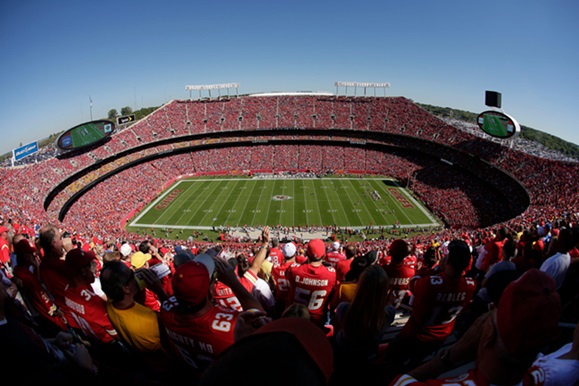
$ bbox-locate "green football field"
[126,177,440,231]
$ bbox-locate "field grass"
[125,177,441,236]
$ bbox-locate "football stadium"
[2,86,579,384]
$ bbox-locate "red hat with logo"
[306,239,326,260]
[171,254,215,306]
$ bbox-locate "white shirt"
[540,252,571,289]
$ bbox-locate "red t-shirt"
[287,263,336,327]
[160,297,239,372]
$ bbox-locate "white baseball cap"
[332,241,340,250]
[282,242,297,258]
[120,243,132,257]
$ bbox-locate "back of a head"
[502,238,517,260]
[389,239,409,263]
[38,224,57,252]
[344,251,376,282]
[556,227,576,253]
[344,245,357,259]
[446,239,471,273]
[354,264,389,302]
[100,260,133,302]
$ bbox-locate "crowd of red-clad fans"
[1,95,579,385]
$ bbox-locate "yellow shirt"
[106,301,162,352]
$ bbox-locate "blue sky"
[1,0,578,155]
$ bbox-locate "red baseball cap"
[306,239,326,260]
[496,268,561,354]
[13,239,36,255]
[65,248,96,273]
[171,254,215,306]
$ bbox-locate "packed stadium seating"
[0,94,577,251]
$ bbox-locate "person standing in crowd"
[212,227,273,313]
[271,241,301,318]
[12,238,68,335]
[287,238,337,329]
[268,236,284,266]
[390,269,563,386]
[331,264,395,386]
[38,224,80,330]
[99,260,166,353]
[381,239,415,310]
[0,225,11,276]
[335,244,357,283]
[330,250,377,314]
[63,248,119,346]
[160,250,266,379]
[381,239,477,383]
[325,241,346,269]
[540,227,575,290]
[99,259,177,381]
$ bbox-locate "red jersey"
[287,263,336,327]
[212,281,242,312]
[64,283,118,344]
[12,264,68,331]
[268,247,284,266]
[0,238,9,265]
[400,272,476,342]
[160,297,239,372]
[403,255,418,270]
[325,251,346,268]
[382,263,416,309]
[39,255,81,330]
[271,260,300,305]
[211,269,259,312]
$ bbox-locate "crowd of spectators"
[1,94,578,384]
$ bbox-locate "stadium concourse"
[1,93,578,385]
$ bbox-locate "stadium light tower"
[185,83,240,100]
[335,81,391,97]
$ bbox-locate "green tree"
[121,106,133,116]
[108,109,119,119]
